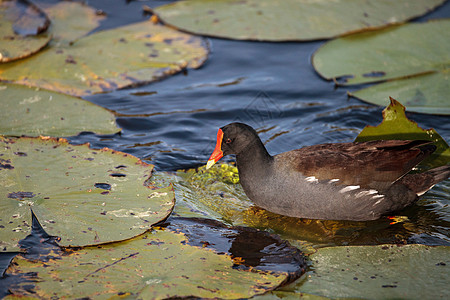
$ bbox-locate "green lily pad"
[0,83,119,137]
[0,136,175,252]
[313,20,450,85]
[355,97,450,169]
[312,20,450,115]
[350,70,450,115]
[153,0,445,41]
[0,5,208,96]
[6,217,305,299]
[0,0,51,62]
[36,0,105,45]
[299,244,450,299]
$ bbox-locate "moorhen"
[206,122,450,221]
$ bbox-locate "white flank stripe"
[305,176,319,183]
[339,185,360,193]
[356,189,382,198]
[373,198,384,206]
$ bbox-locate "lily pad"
[299,244,450,299]
[0,0,51,62]
[5,217,305,299]
[313,20,450,85]
[355,97,450,169]
[0,83,119,136]
[0,7,208,96]
[153,0,445,41]
[0,136,175,252]
[350,70,450,115]
[36,0,105,45]
[2,0,50,36]
[312,20,450,115]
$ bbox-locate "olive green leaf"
[153,0,445,41]
[6,217,305,299]
[355,97,450,169]
[312,20,450,115]
[0,5,208,96]
[0,136,175,252]
[0,83,119,137]
[298,244,450,299]
[0,0,51,62]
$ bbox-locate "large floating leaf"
[0,83,119,136]
[0,0,51,62]
[153,0,445,41]
[0,7,208,96]
[355,97,450,169]
[299,244,450,299]
[0,136,175,251]
[351,70,450,115]
[313,20,450,114]
[6,217,305,299]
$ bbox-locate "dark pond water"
[1,0,450,297]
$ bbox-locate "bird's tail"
[399,164,450,196]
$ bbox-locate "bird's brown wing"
[275,140,435,190]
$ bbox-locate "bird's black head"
[206,122,260,169]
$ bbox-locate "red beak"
[206,129,224,169]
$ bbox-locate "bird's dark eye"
[225,138,232,144]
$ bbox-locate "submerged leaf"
[6,217,305,299]
[299,244,450,299]
[154,0,445,41]
[0,0,51,62]
[0,3,208,96]
[0,83,119,136]
[0,136,175,251]
[355,97,450,169]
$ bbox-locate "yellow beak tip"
[206,160,216,170]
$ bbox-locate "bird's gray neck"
[235,139,273,175]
